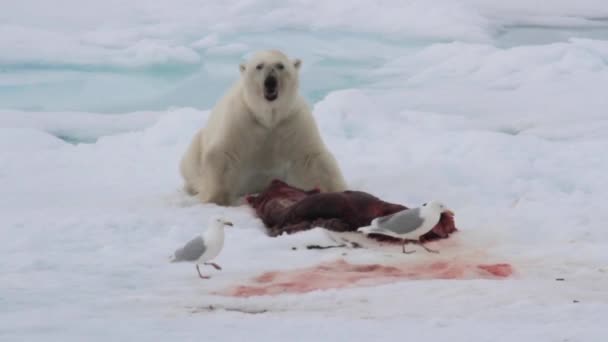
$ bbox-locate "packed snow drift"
[2,1,608,341]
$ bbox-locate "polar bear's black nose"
[264,76,277,90]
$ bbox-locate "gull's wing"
[171,236,206,262]
[376,208,425,235]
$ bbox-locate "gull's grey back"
[172,236,206,262]
[376,208,424,235]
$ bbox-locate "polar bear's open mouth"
[264,76,279,101]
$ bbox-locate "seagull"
[170,217,233,279]
[357,200,454,254]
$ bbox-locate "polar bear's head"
[239,50,302,124]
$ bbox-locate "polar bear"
[180,49,347,206]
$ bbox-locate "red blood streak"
[218,259,514,298]
[477,263,513,278]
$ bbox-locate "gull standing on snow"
[357,200,454,254]
[170,218,233,279]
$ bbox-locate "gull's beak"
[443,209,455,216]
[223,220,234,227]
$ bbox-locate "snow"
[2,1,608,341]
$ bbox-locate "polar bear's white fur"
[180,49,347,206]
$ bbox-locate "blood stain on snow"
[254,271,278,283]
[218,259,514,298]
[477,263,513,277]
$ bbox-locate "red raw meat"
[246,179,457,243]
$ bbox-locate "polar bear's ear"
[239,63,246,74]
[293,58,302,70]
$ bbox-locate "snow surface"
[2,1,608,341]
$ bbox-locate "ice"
[2,0,608,341]
[2,0,606,113]
[0,109,168,143]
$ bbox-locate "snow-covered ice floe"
[2,0,608,341]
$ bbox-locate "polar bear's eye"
[256,63,264,70]
[276,63,284,70]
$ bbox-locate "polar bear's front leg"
[180,130,205,196]
[288,151,347,192]
[197,149,239,206]
[198,186,231,206]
